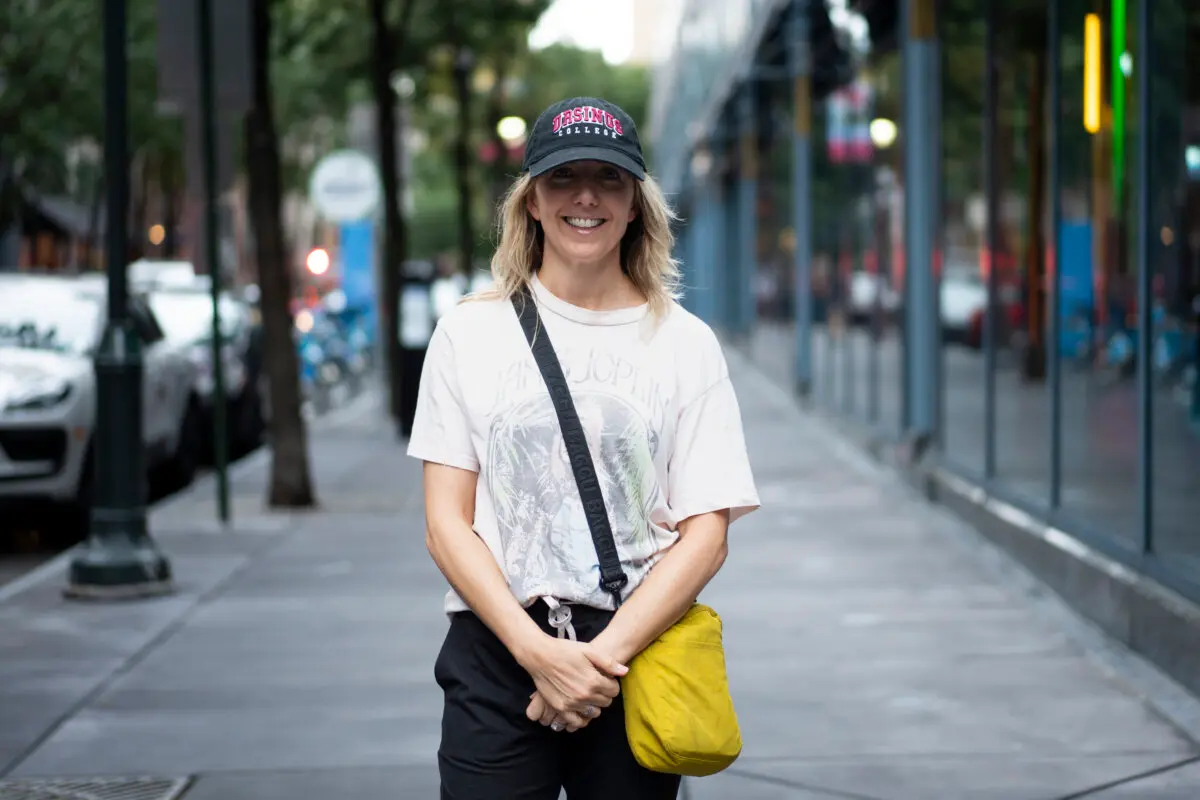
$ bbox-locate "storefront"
[653,0,1199,689]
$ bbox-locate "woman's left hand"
[527,691,595,732]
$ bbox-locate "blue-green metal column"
[1135,0,1154,550]
[709,129,732,330]
[690,161,719,324]
[719,165,736,331]
[736,87,758,339]
[678,195,694,315]
[790,0,814,396]
[982,0,999,477]
[1047,0,1064,507]
[902,0,939,441]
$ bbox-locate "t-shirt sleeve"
[667,356,760,527]
[405,323,479,472]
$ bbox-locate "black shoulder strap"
[511,287,628,608]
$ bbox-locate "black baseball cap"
[522,96,646,181]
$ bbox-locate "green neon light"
[1111,0,1126,213]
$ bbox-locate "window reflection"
[1148,1,1200,572]
[1057,0,1142,546]
[993,0,1054,506]
[939,5,988,476]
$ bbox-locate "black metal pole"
[197,0,230,524]
[1135,0,1154,551]
[66,0,172,599]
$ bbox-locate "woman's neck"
[536,255,644,312]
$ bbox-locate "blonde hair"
[475,170,682,318]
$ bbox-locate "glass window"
[1147,1,1200,578]
[0,281,103,357]
[993,0,1054,506]
[148,291,241,344]
[748,72,798,388]
[1056,0,1142,547]
[939,4,988,476]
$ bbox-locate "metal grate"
[0,777,191,800]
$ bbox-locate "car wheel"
[48,444,95,549]
[163,399,202,492]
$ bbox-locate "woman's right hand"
[519,635,627,728]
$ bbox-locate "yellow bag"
[621,603,742,776]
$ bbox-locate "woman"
[407,96,760,799]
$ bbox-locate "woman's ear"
[526,188,541,222]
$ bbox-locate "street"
[1,351,1198,799]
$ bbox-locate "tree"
[439,0,548,275]
[245,0,316,507]
[0,0,168,250]
[368,0,421,433]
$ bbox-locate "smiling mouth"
[564,217,605,229]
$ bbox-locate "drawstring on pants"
[543,596,576,641]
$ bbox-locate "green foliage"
[404,36,653,259]
[509,44,652,132]
[0,0,164,222]
[270,0,366,193]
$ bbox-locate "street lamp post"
[66,0,173,599]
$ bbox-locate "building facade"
[651,0,1200,693]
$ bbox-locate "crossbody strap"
[512,286,628,609]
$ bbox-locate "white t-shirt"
[406,274,760,615]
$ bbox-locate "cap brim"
[526,146,646,181]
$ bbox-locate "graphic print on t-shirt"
[486,383,664,606]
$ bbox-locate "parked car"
[847,271,901,325]
[0,274,202,540]
[144,285,266,460]
[940,263,988,346]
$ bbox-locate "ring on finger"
[550,720,565,732]
[582,705,599,718]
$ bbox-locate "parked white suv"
[0,274,201,539]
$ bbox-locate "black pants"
[434,600,682,800]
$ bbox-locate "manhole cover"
[0,777,191,800]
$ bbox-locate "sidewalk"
[2,357,1199,799]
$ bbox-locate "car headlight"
[4,379,72,412]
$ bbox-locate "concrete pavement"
[1,355,1199,799]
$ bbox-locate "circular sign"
[309,150,381,222]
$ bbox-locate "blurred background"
[0,0,1198,714]
[0,0,661,572]
[2,5,1200,800]
[655,0,1199,624]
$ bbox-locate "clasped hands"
[520,634,628,733]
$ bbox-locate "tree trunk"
[245,0,316,507]
[452,46,474,277]
[370,0,408,432]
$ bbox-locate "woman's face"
[527,160,638,268]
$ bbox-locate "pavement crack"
[721,767,893,800]
[1049,753,1200,800]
